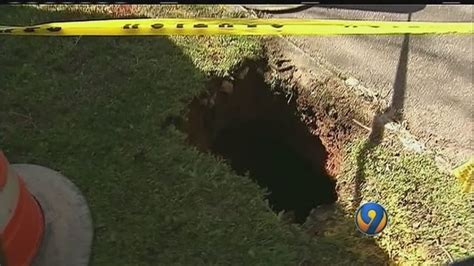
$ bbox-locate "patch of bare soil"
[263,37,382,176]
[185,60,336,223]
[182,37,381,225]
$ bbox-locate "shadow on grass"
[352,14,412,209]
[1,5,389,265]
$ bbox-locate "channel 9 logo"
[355,202,388,236]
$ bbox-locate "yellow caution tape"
[452,158,474,193]
[0,18,473,36]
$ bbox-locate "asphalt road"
[255,5,473,162]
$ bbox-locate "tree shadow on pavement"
[352,13,412,209]
[319,5,426,14]
[247,4,426,15]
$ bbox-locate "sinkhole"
[185,64,337,223]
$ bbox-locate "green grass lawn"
[0,5,379,265]
[1,5,471,265]
[340,139,473,263]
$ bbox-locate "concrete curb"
[12,164,93,266]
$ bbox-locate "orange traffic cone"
[1,150,93,266]
[0,151,45,266]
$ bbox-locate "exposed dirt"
[182,54,361,224]
[262,37,382,176]
[182,37,382,224]
[186,61,338,222]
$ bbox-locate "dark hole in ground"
[185,64,337,223]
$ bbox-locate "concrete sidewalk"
[254,5,473,164]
